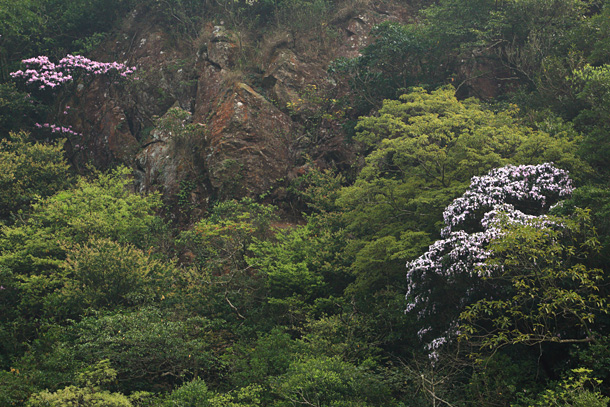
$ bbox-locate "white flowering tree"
[405,163,607,359]
[459,208,606,350]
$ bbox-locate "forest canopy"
[2,0,610,406]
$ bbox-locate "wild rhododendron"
[34,123,81,137]
[10,54,136,90]
[405,163,573,360]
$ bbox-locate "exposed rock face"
[66,78,140,169]
[207,26,240,69]
[135,107,198,200]
[344,15,372,56]
[205,82,293,199]
[263,48,328,108]
[62,4,411,219]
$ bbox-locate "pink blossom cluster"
[405,163,573,359]
[10,55,136,90]
[35,123,82,137]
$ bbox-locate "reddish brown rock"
[263,49,328,109]
[206,82,293,199]
[65,77,139,169]
[207,25,240,69]
[55,3,413,215]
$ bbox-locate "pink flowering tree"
[10,54,136,90]
[9,55,136,148]
[405,163,577,360]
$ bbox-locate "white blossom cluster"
[405,163,573,359]
[442,163,573,236]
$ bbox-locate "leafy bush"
[26,360,133,407]
[162,378,213,407]
[71,308,218,392]
[274,355,393,406]
[0,131,71,220]
[62,238,175,311]
[515,368,609,407]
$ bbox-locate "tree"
[337,87,585,321]
[460,209,607,350]
[0,131,71,220]
[10,54,135,91]
[0,167,164,346]
[70,308,217,393]
[26,360,133,407]
[404,163,609,361]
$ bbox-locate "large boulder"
[262,48,327,109]
[207,25,240,69]
[66,78,139,169]
[205,82,293,199]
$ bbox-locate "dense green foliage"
[0,131,72,220]
[460,209,608,350]
[4,0,610,406]
[0,0,134,77]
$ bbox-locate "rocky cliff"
[56,1,414,219]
